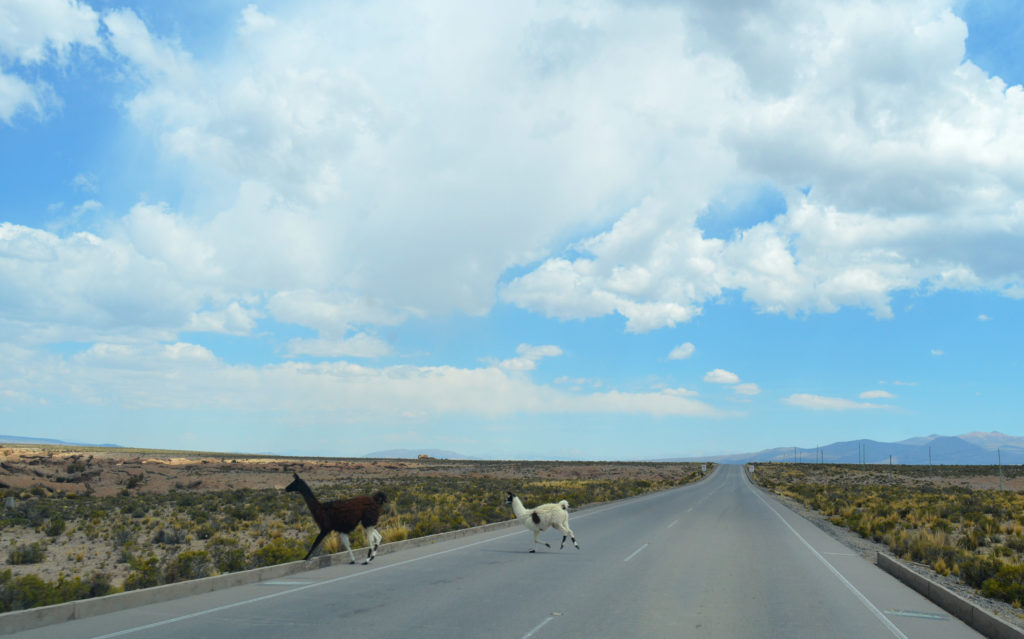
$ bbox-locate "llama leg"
[363,526,379,564]
[531,530,551,552]
[567,525,578,549]
[339,532,356,564]
[556,523,579,549]
[305,530,329,560]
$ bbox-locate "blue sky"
[1,0,1023,460]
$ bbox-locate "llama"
[285,473,387,564]
[505,492,580,553]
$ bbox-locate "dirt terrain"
[0,445,701,596]
[0,445,682,497]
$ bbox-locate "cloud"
[931,349,945,356]
[71,173,97,193]
[668,342,695,360]
[859,390,895,399]
[784,393,885,411]
[103,8,190,79]
[186,302,261,336]
[499,2,1024,330]
[499,343,563,371]
[978,314,991,321]
[286,333,392,359]
[4,0,1024,351]
[1,339,720,419]
[0,0,102,123]
[0,70,48,123]
[734,383,761,396]
[0,222,204,343]
[704,368,740,384]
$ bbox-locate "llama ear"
[293,472,300,480]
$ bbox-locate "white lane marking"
[749,484,909,639]
[624,543,648,563]
[686,507,693,512]
[522,615,556,638]
[668,519,679,528]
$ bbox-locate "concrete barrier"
[876,553,1024,639]
[0,518,521,635]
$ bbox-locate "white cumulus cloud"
[704,369,741,384]
[668,342,696,360]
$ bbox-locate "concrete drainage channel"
[0,518,522,635]
[876,553,1024,639]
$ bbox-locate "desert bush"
[123,555,162,591]
[209,536,246,573]
[44,517,66,537]
[164,550,212,583]
[8,542,46,565]
[153,527,187,545]
[250,536,305,567]
[0,571,58,611]
[0,570,113,613]
[982,563,1024,604]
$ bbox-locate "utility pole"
[999,447,1003,491]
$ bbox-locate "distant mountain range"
[680,431,1024,465]
[0,435,122,448]
[6,432,1022,465]
[362,448,471,460]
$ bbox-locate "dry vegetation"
[753,463,1024,607]
[0,445,706,613]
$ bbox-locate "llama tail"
[559,499,569,510]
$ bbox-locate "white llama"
[505,492,580,553]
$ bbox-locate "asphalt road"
[5,465,986,638]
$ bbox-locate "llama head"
[372,491,387,505]
[284,472,305,493]
[504,492,516,506]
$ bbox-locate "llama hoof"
[349,560,356,565]
[529,549,536,553]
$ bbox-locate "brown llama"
[285,473,388,564]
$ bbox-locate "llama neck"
[295,482,321,514]
[510,496,528,518]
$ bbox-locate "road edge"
[744,464,1024,639]
[876,554,1024,639]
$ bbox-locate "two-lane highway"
[6,465,987,638]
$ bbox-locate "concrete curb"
[877,553,1024,639]
[0,518,521,635]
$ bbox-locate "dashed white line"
[667,519,679,528]
[624,543,649,562]
[522,615,556,638]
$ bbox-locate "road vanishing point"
[4,464,988,638]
